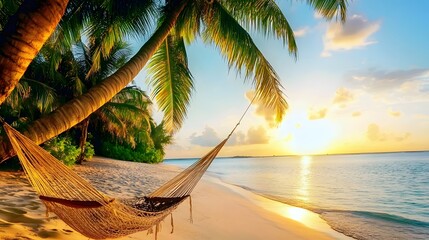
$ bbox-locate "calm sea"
[164,152,429,240]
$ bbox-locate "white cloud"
[189,127,220,147]
[352,111,361,117]
[308,107,328,120]
[227,131,246,146]
[366,123,387,142]
[396,133,411,142]
[350,68,429,93]
[294,27,310,37]
[246,91,277,127]
[322,15,380,57]
[191,125,270,147]
[246,126,270,144]
[366,123,410,142]
[333,87,355,107]
[388,110,401,117]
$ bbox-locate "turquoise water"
[164,152,429,240]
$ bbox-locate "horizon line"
[165,149,429,161]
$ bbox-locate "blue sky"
[135,0,429,158]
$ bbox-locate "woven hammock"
[1,121,229,239]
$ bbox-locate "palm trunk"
[0,0,189,163]
[76,118,89,164]
[0,0,69,104]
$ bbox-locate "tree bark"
[0,0,189,163]
[0,0,69,104]
[76,117,89,164]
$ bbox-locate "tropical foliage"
[0,25,171,165]
[44,135,82,166]
[0,0,349,164]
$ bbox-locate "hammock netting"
[2,122,228,239]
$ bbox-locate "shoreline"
[0,156,350,239]
[202,175,353,240]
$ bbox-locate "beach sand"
[0,156,348,240]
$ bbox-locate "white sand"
[0,156,350,240]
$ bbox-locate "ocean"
[164,151,429,240]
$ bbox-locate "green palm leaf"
[202,1,288,123]
[306,0,348,22]
[24,78,57,114]
[219,0,297,57]
[95,106,128,139]
[147,32,194,133]
[174,0,205,44]
[84,0,157,77]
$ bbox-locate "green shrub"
[83,141,95,160]
[99,141,163,163]
[44,136,80,166]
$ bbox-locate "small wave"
[321,210,429,240]
[346,210,429,228]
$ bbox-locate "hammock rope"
[0,96,254,239]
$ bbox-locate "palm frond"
[219,0,297,57]
[84,0,158,77]
[4,77,57,115]
[23,78,57,114]
[306,0,348,22]
[45,0,87,70]
[3,81,30,109]
[96,106,127,139]
[94,41,132,80]
[99,0,158,38]
[174,0,206,44]
[104,102,149,121]
[146,32,194,132]
[202,2,288,123]
[90,85,152,146]
[112,86,151,110]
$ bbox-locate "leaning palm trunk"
[0,0,69,104]
[0,0,189,163]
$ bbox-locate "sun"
[287,119,337,155]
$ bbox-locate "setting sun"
[286,119,337,155]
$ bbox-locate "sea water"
[164,152,429,240]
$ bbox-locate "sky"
[135,0,429,158]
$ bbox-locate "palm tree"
[0,0,189,162]
[82,86,152,163]
[0,0,348,162]
[150,121,173,156]
[42,39,152,163]
[0,0,69,104]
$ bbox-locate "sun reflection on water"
[298,156,312,202]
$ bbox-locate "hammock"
[0,99,253,239]
[1,121,228,239]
